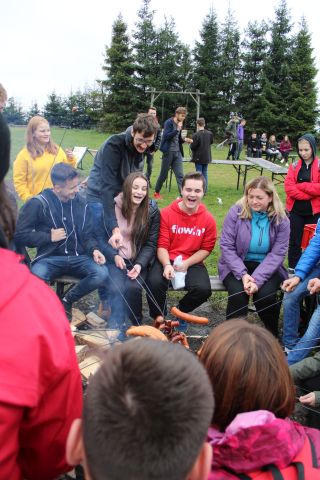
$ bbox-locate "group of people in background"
[3,91,320,478]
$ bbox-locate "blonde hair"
[0,84,7,102]
[26,116,58,159]
[237,176,286,223]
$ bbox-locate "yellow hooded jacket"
[13,147,76,202]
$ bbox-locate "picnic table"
[245,157,288,185]
[167,158,252,191]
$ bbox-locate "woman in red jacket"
[284,133,320,269]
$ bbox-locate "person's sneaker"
[62,297,72,320]
[153,192,163,200]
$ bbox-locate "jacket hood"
[0,249,30,311]
[208,410,306,475]
[170,198,207,217]
[297,133,317,160]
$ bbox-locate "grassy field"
[8,126,287,276]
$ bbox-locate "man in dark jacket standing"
[86,113,157,249]
[153,107,192,200]
[15,163,109,316]
[190,117,213,192]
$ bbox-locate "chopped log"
[86,311,106,327]
[75,344,88,363]
[71,308,87,327]
[75,329,120,348]
[79,355,102,380]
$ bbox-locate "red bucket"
[301,224,317,249]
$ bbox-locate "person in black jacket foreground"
[15,163,109,317]
[99,172,160,336]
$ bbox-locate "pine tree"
[100,14,137,132]
[258,0,293,136]
[192,7,221,134]
[286,17,318,138]
[132,0,157,111]
[43,93,67,126]
[216,8,241,137]
[26,101,41,122]
[3,98,25,124]
[236,20,268,132]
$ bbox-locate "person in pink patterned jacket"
[200,319,320,479]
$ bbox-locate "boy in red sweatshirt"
[146,172,217,328]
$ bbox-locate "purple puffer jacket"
[218,204,289,287]
[207,410,320,479]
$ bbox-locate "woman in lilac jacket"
[218,176,289,337]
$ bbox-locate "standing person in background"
[190,117,213,193]
[279,134,292,164]
[0,113,83,480]
[284,133,320,269]
[236,118,246,159]
[153,107,192,200]
[144,106,162,188]
[218,176,289,337]
[13,115,76,202]
[0,84,7,112]
[225,113,239,160]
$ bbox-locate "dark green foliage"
[99,15,138,132]
[3,98,26,125]
[43,92,68,126]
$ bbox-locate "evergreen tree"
[26,101,41,122]
[286,17,318,138]
[236,20,268,132]
[152,18,188,122]
[218,8,241,121]
[3,98,25,124]
[258,0,293,136]
[43,92,68,126]
[192,7,221,134]
[100,14,137,132]
[132,0,157,111]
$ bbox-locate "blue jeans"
[282,265,320,365]
[31,255,109,303]
[195,163,208,192]
[87,202,109,302]
[107,262,146,331]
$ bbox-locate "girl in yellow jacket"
[13,116,76,201]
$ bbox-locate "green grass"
[8,126,287,275]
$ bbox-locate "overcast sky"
[2,0,320,109]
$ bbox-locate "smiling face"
[131,176,148,207]
[33,121,51,146]
[247,187,272,213]
[132,131,155,154]
[180,179,204,214]
[298,139,313,163]
[54,176,80,202]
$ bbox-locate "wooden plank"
[79,355,102,380]
[71,308,87,327]
[75,345,88,363]
[86,311,106,328]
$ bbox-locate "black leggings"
[223,261,283,337]
[288,211,320,269]
[146,259,211,319]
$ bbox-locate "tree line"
[3,0,318,142]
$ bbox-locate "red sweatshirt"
[158,199,217,260]
[0,249,82,480]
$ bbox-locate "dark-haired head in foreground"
[67,339,214,480]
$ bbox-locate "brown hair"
[121,172,150,258]
[197,117,205,127]
[237,176,287,223]
[26,116,58,159]
[83,339,214,480]
[175,106,187,115]
[132,113,158,137]
[200,319,295,432]
[181,171,205,190]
